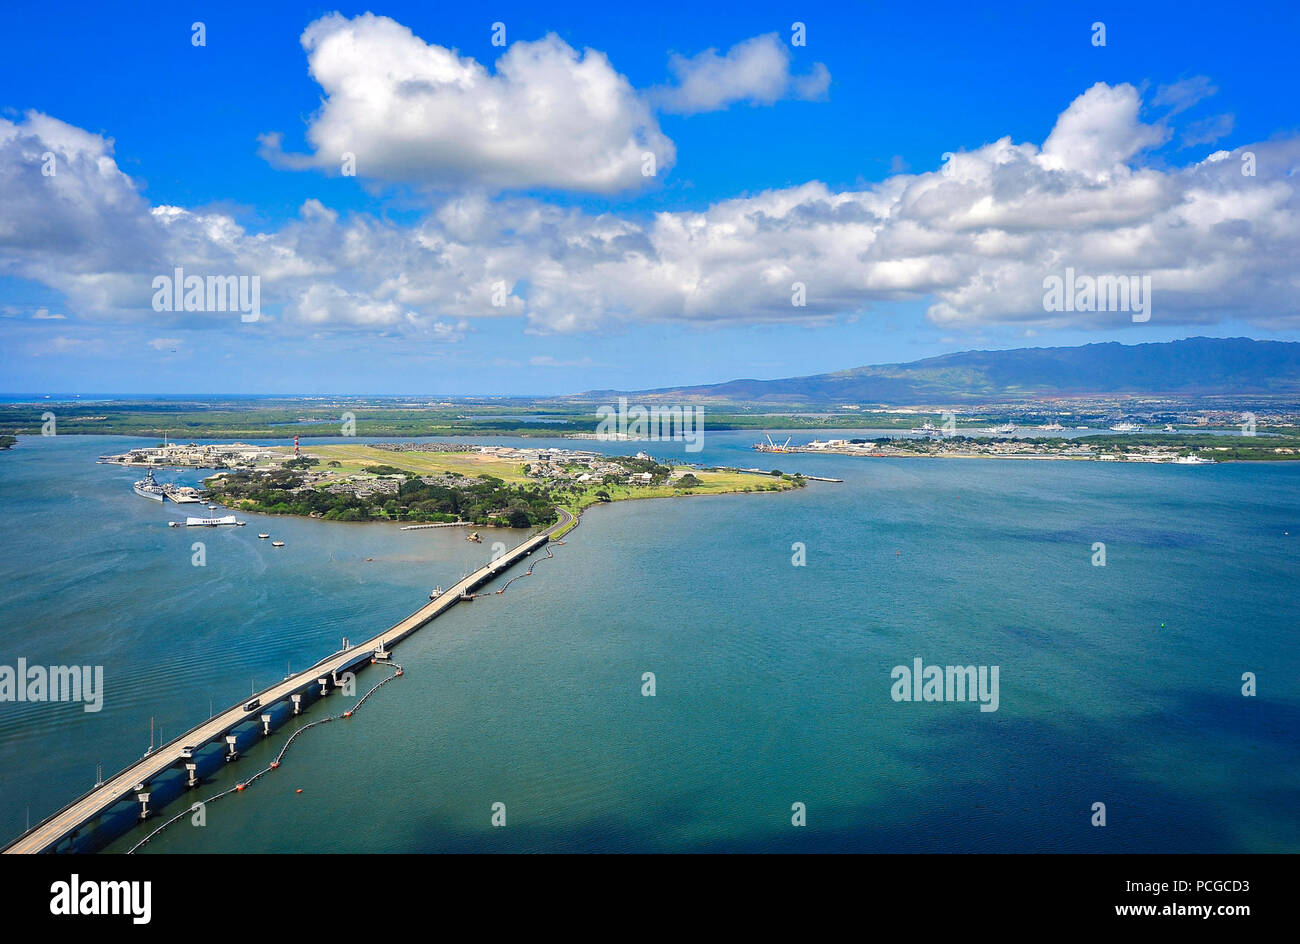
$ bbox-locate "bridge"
[2,509,572,854]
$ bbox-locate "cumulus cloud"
[259,13,674,194]
[1039,82,1169,177]
[3,82,1299,343]
[653,33,830,114]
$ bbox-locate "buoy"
[270,761,279,769]
[236,784,246,792]
[296,788,303,794]
[343,710,352,718]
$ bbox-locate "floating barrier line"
[496,543,555,594]
[126,663,403,853]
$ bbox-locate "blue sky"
[1,1,1297,394]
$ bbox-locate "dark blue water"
[1,433,1297,852]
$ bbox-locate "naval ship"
[133,468,167,502]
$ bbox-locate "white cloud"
[654,33,829,114]
[147,337,181,350]
[1039,82,1169,177]
[259,13,674,194]
[1181,113,1235,148]
[1153,76,1217,116]
[2,82,1299,344]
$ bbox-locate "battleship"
[132,469,166,502]
[133,468,205,503]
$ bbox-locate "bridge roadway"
[2,509,571,854]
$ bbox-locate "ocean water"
[0,433,1296,853]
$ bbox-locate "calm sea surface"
[0,432,1296,852]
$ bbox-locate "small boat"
[168,521,181,528]
[1163,424,1176,432]
[1109,422,1143,432]
[271,540,285,547]
[429,585,444,600]
[258,533,270,539]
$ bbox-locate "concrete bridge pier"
[260,713,272,736]
[185,763,198,788]
[224,734,238,763]
[291,693,302,715]
[317,677,329,696]
[136,789,150,820]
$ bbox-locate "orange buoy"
[270,761,279,769]
[236,784,246,791]
[296,788,303,794]
[343,710,352,718]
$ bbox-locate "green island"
[200,442,805,531]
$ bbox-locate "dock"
[2,508,572,855]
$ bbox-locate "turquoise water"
[1,433,1297,852]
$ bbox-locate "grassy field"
[270,444,531,481]
[560,468,800,515]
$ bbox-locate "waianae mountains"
[582,338,1300,405]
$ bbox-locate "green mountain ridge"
[579,338,1300,404]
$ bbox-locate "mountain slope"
[581,338,1300,404]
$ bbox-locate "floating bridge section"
[2,511,569,854]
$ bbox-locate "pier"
[2,509,571,855]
